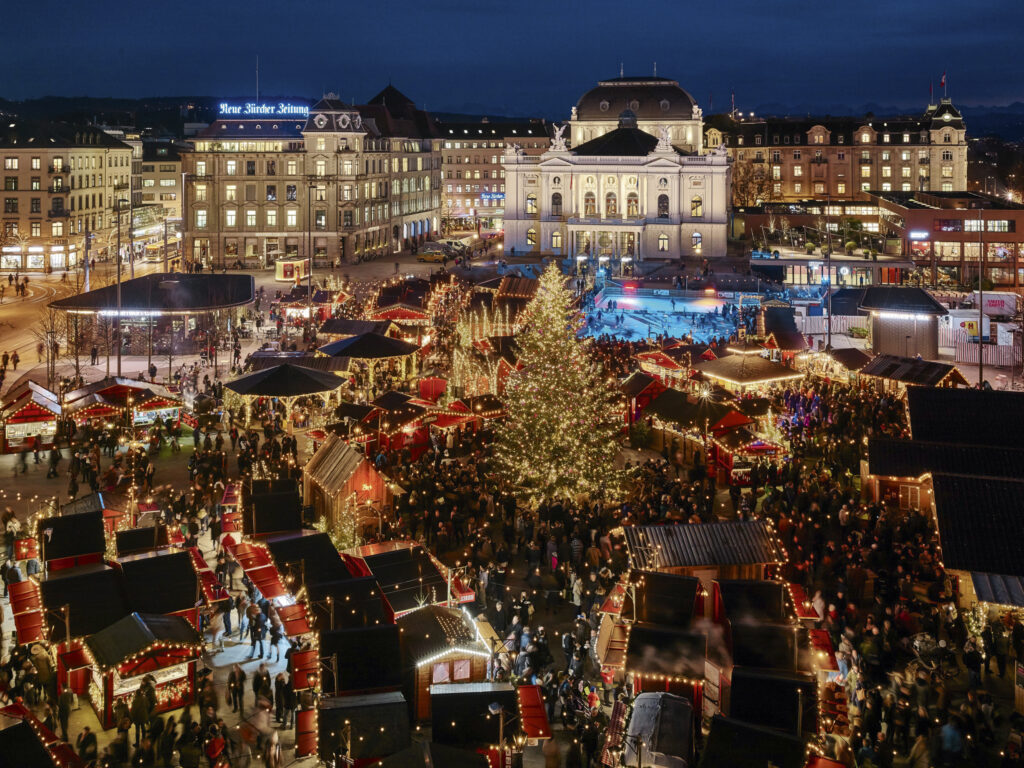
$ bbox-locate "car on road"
[416,243,448,262]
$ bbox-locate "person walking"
[227,664,246,713]
[248,609,265,659]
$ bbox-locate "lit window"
[794,183,802,194]
[196,210,207,228]
[266,209,277,226]
[690,196,703,218]
[692,232,702,251]
[51,222,63,236]
[861,132,870,143]
[246,209,256,226]
[225,210,236,227]
[658,234,669,252]
[551,231,563,249]
[226,160,237,175]
[526,194,537,214]
[837,183,846,194]
[225,185,237,201]
[287,209,297,227]
[526,228,537,246]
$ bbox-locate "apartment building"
[705,99,968,205]
[0,119,133,271]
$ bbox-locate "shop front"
[0,243,79,272]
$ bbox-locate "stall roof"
[118,550,199,615]
[857,286,949,315]
[248,354,352,373]
[624,692,693,768]
[867,437,1024,479]
[970,572,1024,608]
[859,354,967,387]
[320,624,403,693]
[730,623,801,671]
[307,576,391,629]
[85,612,201,670]
[827,347,873,372]
[319,318,395,337]
[40,565,131,642]
[644,389,735,431]
[907,387,1024,448]
[620,371,661,399]
[932,473,1024,577]
[318,332,419,359]
[625,623,711,678]
[624,521,782,570]
[430,682,517,748]
[396,605,480,662]
[37,509,106,563]
[1,383,62,418]
[63,377,179,409]
[360,545,448,615]
[51,272,256,315]
[728,668,818,735]
[698,715,805,768]
[378,742,488,768]
[305,433,371,497]
[695,355,804,387]
[0,720,56,768]
[717,580,790,623]
[265,531,353,590]
[226,363,345,398]
[622,571,701,627]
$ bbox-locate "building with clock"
[503,76,731,265]
[183,86,440,268]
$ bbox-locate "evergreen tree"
[494,263,623,503]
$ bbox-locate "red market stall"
[223,540,289,599]
[0,382,61,454]
[84,612,202,729]
[63,377,182,429]
[131,390,183,429]
[8,579,46,645]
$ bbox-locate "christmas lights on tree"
[494,263,624,504]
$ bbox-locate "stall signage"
[112,661,190,698]
[219,102,309,117]
[480,192,505,201]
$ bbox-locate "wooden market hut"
[319,317,398,341]
[318,624,403,696]
[620,371,666,424]
[304,433,393,534]
[0,381,61,454]
[623,521,784,585]
[316,692,411,764]
[728,668,818,737]
[621,692,694,768]
[396,605,490,722]
[0,717,77,768]
[62,377,182,429]
[84,612,203,729]
[858,354,968,396]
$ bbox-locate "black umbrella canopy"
[318,332,419,360]
[226,363,345,398]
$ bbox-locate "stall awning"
[9,579,46,644]
[224,541,288,599]
[517,684,551,739]
[59,646,92,671]
[787,583,819,621]
[808,629,839,672]
[277,602,312,637]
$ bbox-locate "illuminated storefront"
[0,244,78,272]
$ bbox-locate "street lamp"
[114,198,129,377]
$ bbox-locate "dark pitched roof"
[932,473,1024,576]
[320,625,403,692]
[907,388,1024,447]
[623,572,701,626]
[575,77,698,121]
[695,355,805,386]
[194,119,306,139]
[265,532,352,590]
[859,354,964,387]
[361,546,447,614]
[728,669,818,735]
[971,572,1024,608]
[857,286,948,315]
[730,623,801,670]
[86,612,200,669]
[225,363,344,397]
[828,347,873,371]
[40,566,131,642]
[644,389,734,430]
[318,332,419,360]
[828,288,868,317]
[625,623,709,677]
[396,605,478,662]
[620,371,659,399]
[0,119,131,149]
[118,551,198,615]
[571,126,659,156]
[367,85,416,109]
[306,576,390,629]
[247,354,352,373]
[37,509,106,562]
[623,521,783,570]
[699,715,805,768]
[319,318,392,336]
[51,273,255,314]
[0,720,54,768]
[867,437,1024,479]
[717,580,789,622]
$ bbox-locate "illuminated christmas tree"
[494,263,624,503]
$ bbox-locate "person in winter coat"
[130,688,153,746]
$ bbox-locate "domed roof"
[575,77,698,121]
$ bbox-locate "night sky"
[6,0,1023,116]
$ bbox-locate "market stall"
[275,257,310,283]
[0,382,61,454]
[303,433,394,537]
[84,612,202,729]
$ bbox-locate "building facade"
[706,100,968,206]
[504,76,731,263]
[438,120,550,233]
[141,141,186,220]
[1,120,133,272]
[183,87,441,269]
[871,190,1024,289]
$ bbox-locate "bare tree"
[731,161,773,207]
[32,309,68,390]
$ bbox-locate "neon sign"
[218,102,309,117]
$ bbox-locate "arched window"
[626,193,639,218]
[551,231,563,249]
[658,234,669,252]
[657,194,669,218]
[692,232,702,252]
[605,192,617,217]
[551,192,562,216]
[690,195,703,218]
[526,194,537,214]
[583,192,596,216]
[526,228,537,246]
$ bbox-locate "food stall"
[275,258,310,283]
[131,391,182,428]
[84,612,202,729]
[0,382,61,453]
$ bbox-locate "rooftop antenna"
[653,61,657,77]
[620,62,624,78]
